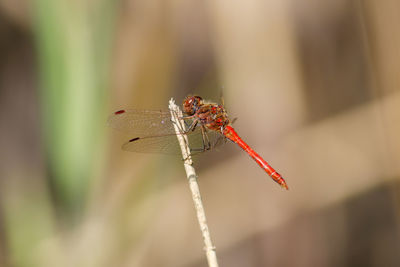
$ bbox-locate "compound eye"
[183,95,204,115]
[194,96,203,105]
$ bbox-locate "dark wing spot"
[114,110,126,115]
[129,137,140,142]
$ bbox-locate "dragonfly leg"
[170,115,199,134]
[214,133,226,148]
[183,119,199,133]
[201,125,212,151]
[188,127,212,154]
[179,115,195,121]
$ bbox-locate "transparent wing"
[108,109,176,136]
[121,127,227,155]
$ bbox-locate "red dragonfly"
[109,95,288,190]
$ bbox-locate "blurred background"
[0,0,399,266]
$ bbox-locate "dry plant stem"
[169,99,219,267]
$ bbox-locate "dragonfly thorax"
[183,95,230,133]
[196,104,230,133]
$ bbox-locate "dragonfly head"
[183,95,203,115]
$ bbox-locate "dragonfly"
[109,95,288,190]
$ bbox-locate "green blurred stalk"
[2,185,56,267]
[33,0,116,215]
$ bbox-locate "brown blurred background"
[0,0,399,266]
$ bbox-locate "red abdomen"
[223,126,288,190]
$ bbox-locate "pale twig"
[168,99,219,267]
